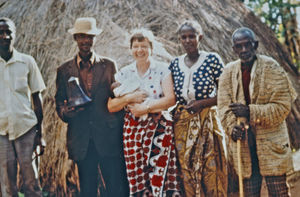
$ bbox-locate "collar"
[132,57,156,78]
[179,50,208,71]
[241,56,257,72]
[241,63,253,73]
[0,48,26,64]
[76,50,97,68]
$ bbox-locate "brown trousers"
[0,126,42,197]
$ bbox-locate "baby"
[113,72,150,120]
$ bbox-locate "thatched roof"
[0,0,299,195]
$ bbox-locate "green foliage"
[242,0,297,35]
[18,192,24,197]
[240,0,300,70]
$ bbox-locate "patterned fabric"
[123,112,181,197]
[169,51,226,196]
[169,51,224,104]
[243,173,263,196]
[218,55,297,178]
[116,58,170,100]
[265,175,290,197]
[243,173,290,197]
[173,106,227,197]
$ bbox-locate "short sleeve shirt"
[169,51,224,104]
[0,49,46,140]
[116,58,170,100]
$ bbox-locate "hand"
[33,124,45,156]
[229,103,250,119]
[171,106,182,122]
[173,109,182,122]
[231,124,247,142]
[128,103,147,117]
[62,100,84,119]
[126,90,148,104]
[184,100,204,115]
[111,82,121,91]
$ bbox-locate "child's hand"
[111,82,121,91]
[127,90,148,104]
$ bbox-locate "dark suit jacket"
[55,54,124,161]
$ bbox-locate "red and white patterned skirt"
[123,112,181,197]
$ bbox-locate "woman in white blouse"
[108,29,181,197]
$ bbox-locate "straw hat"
[68,17,102,35]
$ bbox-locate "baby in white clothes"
[113,71,150,120]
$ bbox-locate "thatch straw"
[0,0,298,196]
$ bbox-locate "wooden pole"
[237,139,243,197]
[237,117,245,197]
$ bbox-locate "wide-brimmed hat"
[68,17,102,35]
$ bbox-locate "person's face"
[0,21,13,50]
[179,25,201,55]
[74,33,95,54]
[232,35,258,63]
[131,38,152,62]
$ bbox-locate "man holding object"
[55,17,128,197]
[218,27,297,196]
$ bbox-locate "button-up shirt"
[0,49,46,140]
[241,61,254,105]
[115,57,172,120]
[115,57,170,100]
[76,52,96,96]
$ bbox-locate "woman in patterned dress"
[108,29,181,197]
[169,20,227,197]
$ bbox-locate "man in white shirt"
[0,17,45,197]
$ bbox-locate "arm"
[55,68,69,122]
[129,73,176,117]
[32,92,43,132]
[27,55,45,126]
[27,56,46,152]
[185,93,217,114]
[107,60,148,112]
[32,91,44,152]
[147,73,176,112]
[55,68,85,121]
[217,69,237,136]
[107,90,148,112]
[187,53,224,113]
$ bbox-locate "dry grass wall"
[0,0,298,196]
